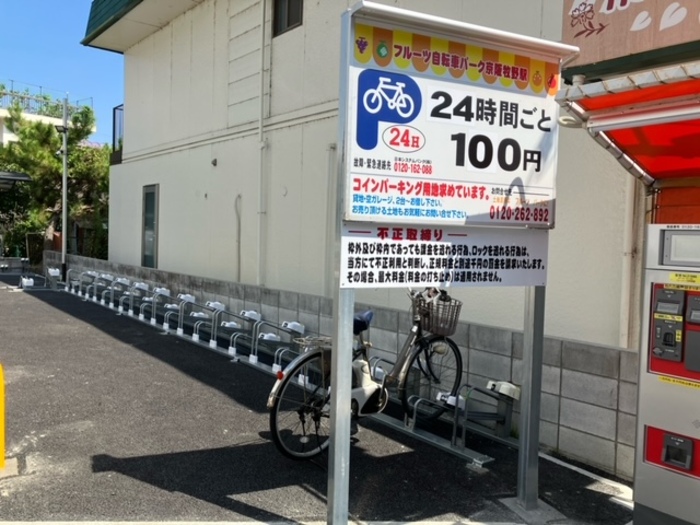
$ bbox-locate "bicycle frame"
[381,290,432,388]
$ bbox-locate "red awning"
[557,61,700,185]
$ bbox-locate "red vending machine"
[636,224,700,525]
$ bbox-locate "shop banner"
[563,0,700,69]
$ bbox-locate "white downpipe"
[324,143,338,297]
[235,193,242,282]
[257,0,268,286]
[618,174,636,348]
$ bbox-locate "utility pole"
[61,96,68,282]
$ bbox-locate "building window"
[142,185,159,268]
[273,0,303,36]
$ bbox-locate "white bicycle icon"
[362,77,415,117]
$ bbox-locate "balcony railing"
[111,104,124,165]
[0,91,80,119]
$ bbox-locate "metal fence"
[0,91,80,119]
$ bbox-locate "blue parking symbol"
[356,69,422,150]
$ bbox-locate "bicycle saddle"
[353,310,373,335]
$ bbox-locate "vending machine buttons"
[652,289,685,362]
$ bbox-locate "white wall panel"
[152,27,173,144]
[229,2,260,39]
[170,15,192,142]
[124,38,154,153]
[108,164,143,265]
[228,72,260,105]
[227,100,259,127]
[228,20,261,59]
[265,126,304,289]
[229,51,262,83]
[123,0,230,155]
[229,0,258,17]
[263,118,337,295]
[212,0,231,133]
[269,20,305,116]
[189,1,217,137]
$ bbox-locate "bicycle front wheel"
[269,350,332,459]
[399,336,463,421]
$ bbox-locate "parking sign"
[345,22,562,228]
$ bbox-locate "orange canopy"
[557,62,700,223]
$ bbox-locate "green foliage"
[3,209,49,259]
[0,102,109,259]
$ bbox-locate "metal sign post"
[330,2,577,521]
[327,287,354,523]
[517,285,546,510]
[327,10,356,524]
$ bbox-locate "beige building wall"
[110,0,637,348]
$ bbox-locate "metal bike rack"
[84,273,114,302]
[371,394,496,467]
[53,266,515,470]
[99,277,130,308]
[118,281,150,316]
[138,287,171,323]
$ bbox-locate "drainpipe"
[324,143,338,297]
[235,194,242,282]
[618,174,636,348]
[257,0,268,286]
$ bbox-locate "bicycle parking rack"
[365,356,516,466]
[117,281,150,316]
[48,265,517,468]
[139,287,171,324]
[68,269,99,297]
[250,319,305,366]
[46,267,61,289]
[162,293,196,334]
[190,301,225,344]
[228,310,261,360]
[85,273,115,303]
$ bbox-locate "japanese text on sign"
[345,23,561,228]
[341,223,548,288]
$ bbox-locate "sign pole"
[327,9,354,523]
[327,287,354,524]
[517,285,546,510]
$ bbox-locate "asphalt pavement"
[0,275,634,524]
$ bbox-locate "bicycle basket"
[294,336,333,353]
[414,295,463,336]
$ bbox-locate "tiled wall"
[46,252,638,479]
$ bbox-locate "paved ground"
[0,276,633,524]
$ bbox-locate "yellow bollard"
[0,363,4,470]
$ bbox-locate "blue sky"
[0,0,124,144]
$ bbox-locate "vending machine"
[635,224,700,525]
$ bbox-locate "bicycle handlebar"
[408,287,452,304]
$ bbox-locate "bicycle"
[362,76,415,117]
[267,288,463,459]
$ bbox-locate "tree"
[0,101,110,260]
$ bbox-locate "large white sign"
[345,22,561,228]
[340,223,548,288]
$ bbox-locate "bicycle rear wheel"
[399,335,463,421]
[269,350,332,459]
